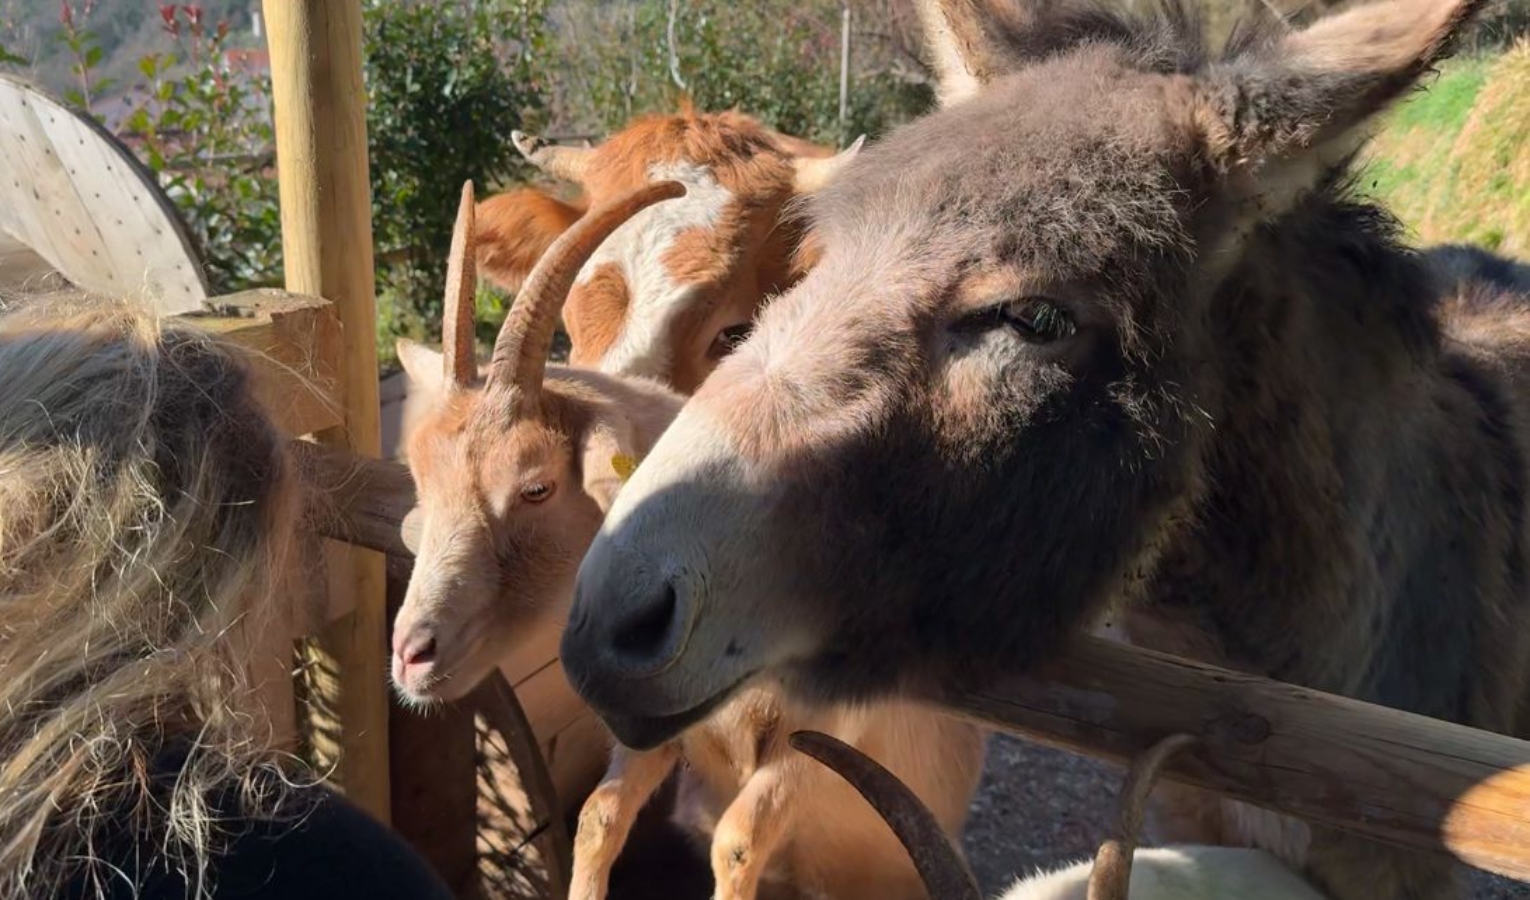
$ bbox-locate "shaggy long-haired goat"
[391,183,986,900]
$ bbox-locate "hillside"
[1359,42,1530,257]
[0,0,258,99]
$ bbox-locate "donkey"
[474,107,861,393]
[561,1,1530,898]
[393,184,985,900]
[791,731,1330,900]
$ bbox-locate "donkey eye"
[520,482,554,503]
[999,298,1075,343]
[708,323,754,359]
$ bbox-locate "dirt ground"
[608,732,1530,898]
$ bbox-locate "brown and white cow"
[474,106,862,394]
[563,2,1530,899]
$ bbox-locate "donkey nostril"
[403,636,437,666]
[611,582,679,661]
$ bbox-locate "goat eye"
[708,323,754,359]
[520,482,553,503]
[999,298,1075,343]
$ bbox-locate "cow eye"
[520,482,554,503]
[998,298,1075,344]
[708,323,754,359]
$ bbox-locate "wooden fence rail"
[938,639,1530,882]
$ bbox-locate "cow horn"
[514,130,595,184]
[789,731,982,900]
[1086,733,1200,900]
[488,180,687,401]
[792,135,865,194]
[442,180,478,390]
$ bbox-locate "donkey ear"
[476,188,585,295]
[915,0,1054,106]
[1194,0,1485,200]
[578,414,640,513]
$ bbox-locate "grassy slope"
[1360,42,1530,257]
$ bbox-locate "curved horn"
[488,180,687,398]
[1086,733,1200,900]
[513,129,596,184]
[442,180,478,390]
[792,135,866,194]
[790,731,982,900]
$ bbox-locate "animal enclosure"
[7,1,1530,899]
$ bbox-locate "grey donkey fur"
[561,2,1530,898]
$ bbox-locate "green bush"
[363,0,550,355]
[123,10,281,293]
[553,0,932,147]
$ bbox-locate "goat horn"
[513,130,596,184]
[790,731,982,900]
[488,180,687,398]
[442,180,478,390]
[1086,733,1200,900]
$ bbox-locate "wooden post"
[838,3,851,140]
[262,0,391,822]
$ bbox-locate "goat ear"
[475,189,585,295]
[793,135,866,194]
[397,338,446,398]
[1194,0,1485,208]
[578,413,640,513]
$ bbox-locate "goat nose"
[606,580,685,676]
[398,633,438,667]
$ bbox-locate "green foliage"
[363,0,550,353]
[47,4,280,294]
[57,1,114,109]
[556,0,932,146]
[122,10,281,292]
[0,43,26,67]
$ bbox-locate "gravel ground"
[962,733,1530,899]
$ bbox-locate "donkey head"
[474,108,862,392]
[561,0,1487,747]
[391,179,685,704]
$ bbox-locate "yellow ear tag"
[611,453,639,483]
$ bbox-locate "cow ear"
[475,189,586,295]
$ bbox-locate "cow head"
[476,107,862,393]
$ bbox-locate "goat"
[392,182,987,900]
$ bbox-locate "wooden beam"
[184,290,342,437]
[263,0,391,822]
[292,439,418,559]
[938,637,1530,883]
